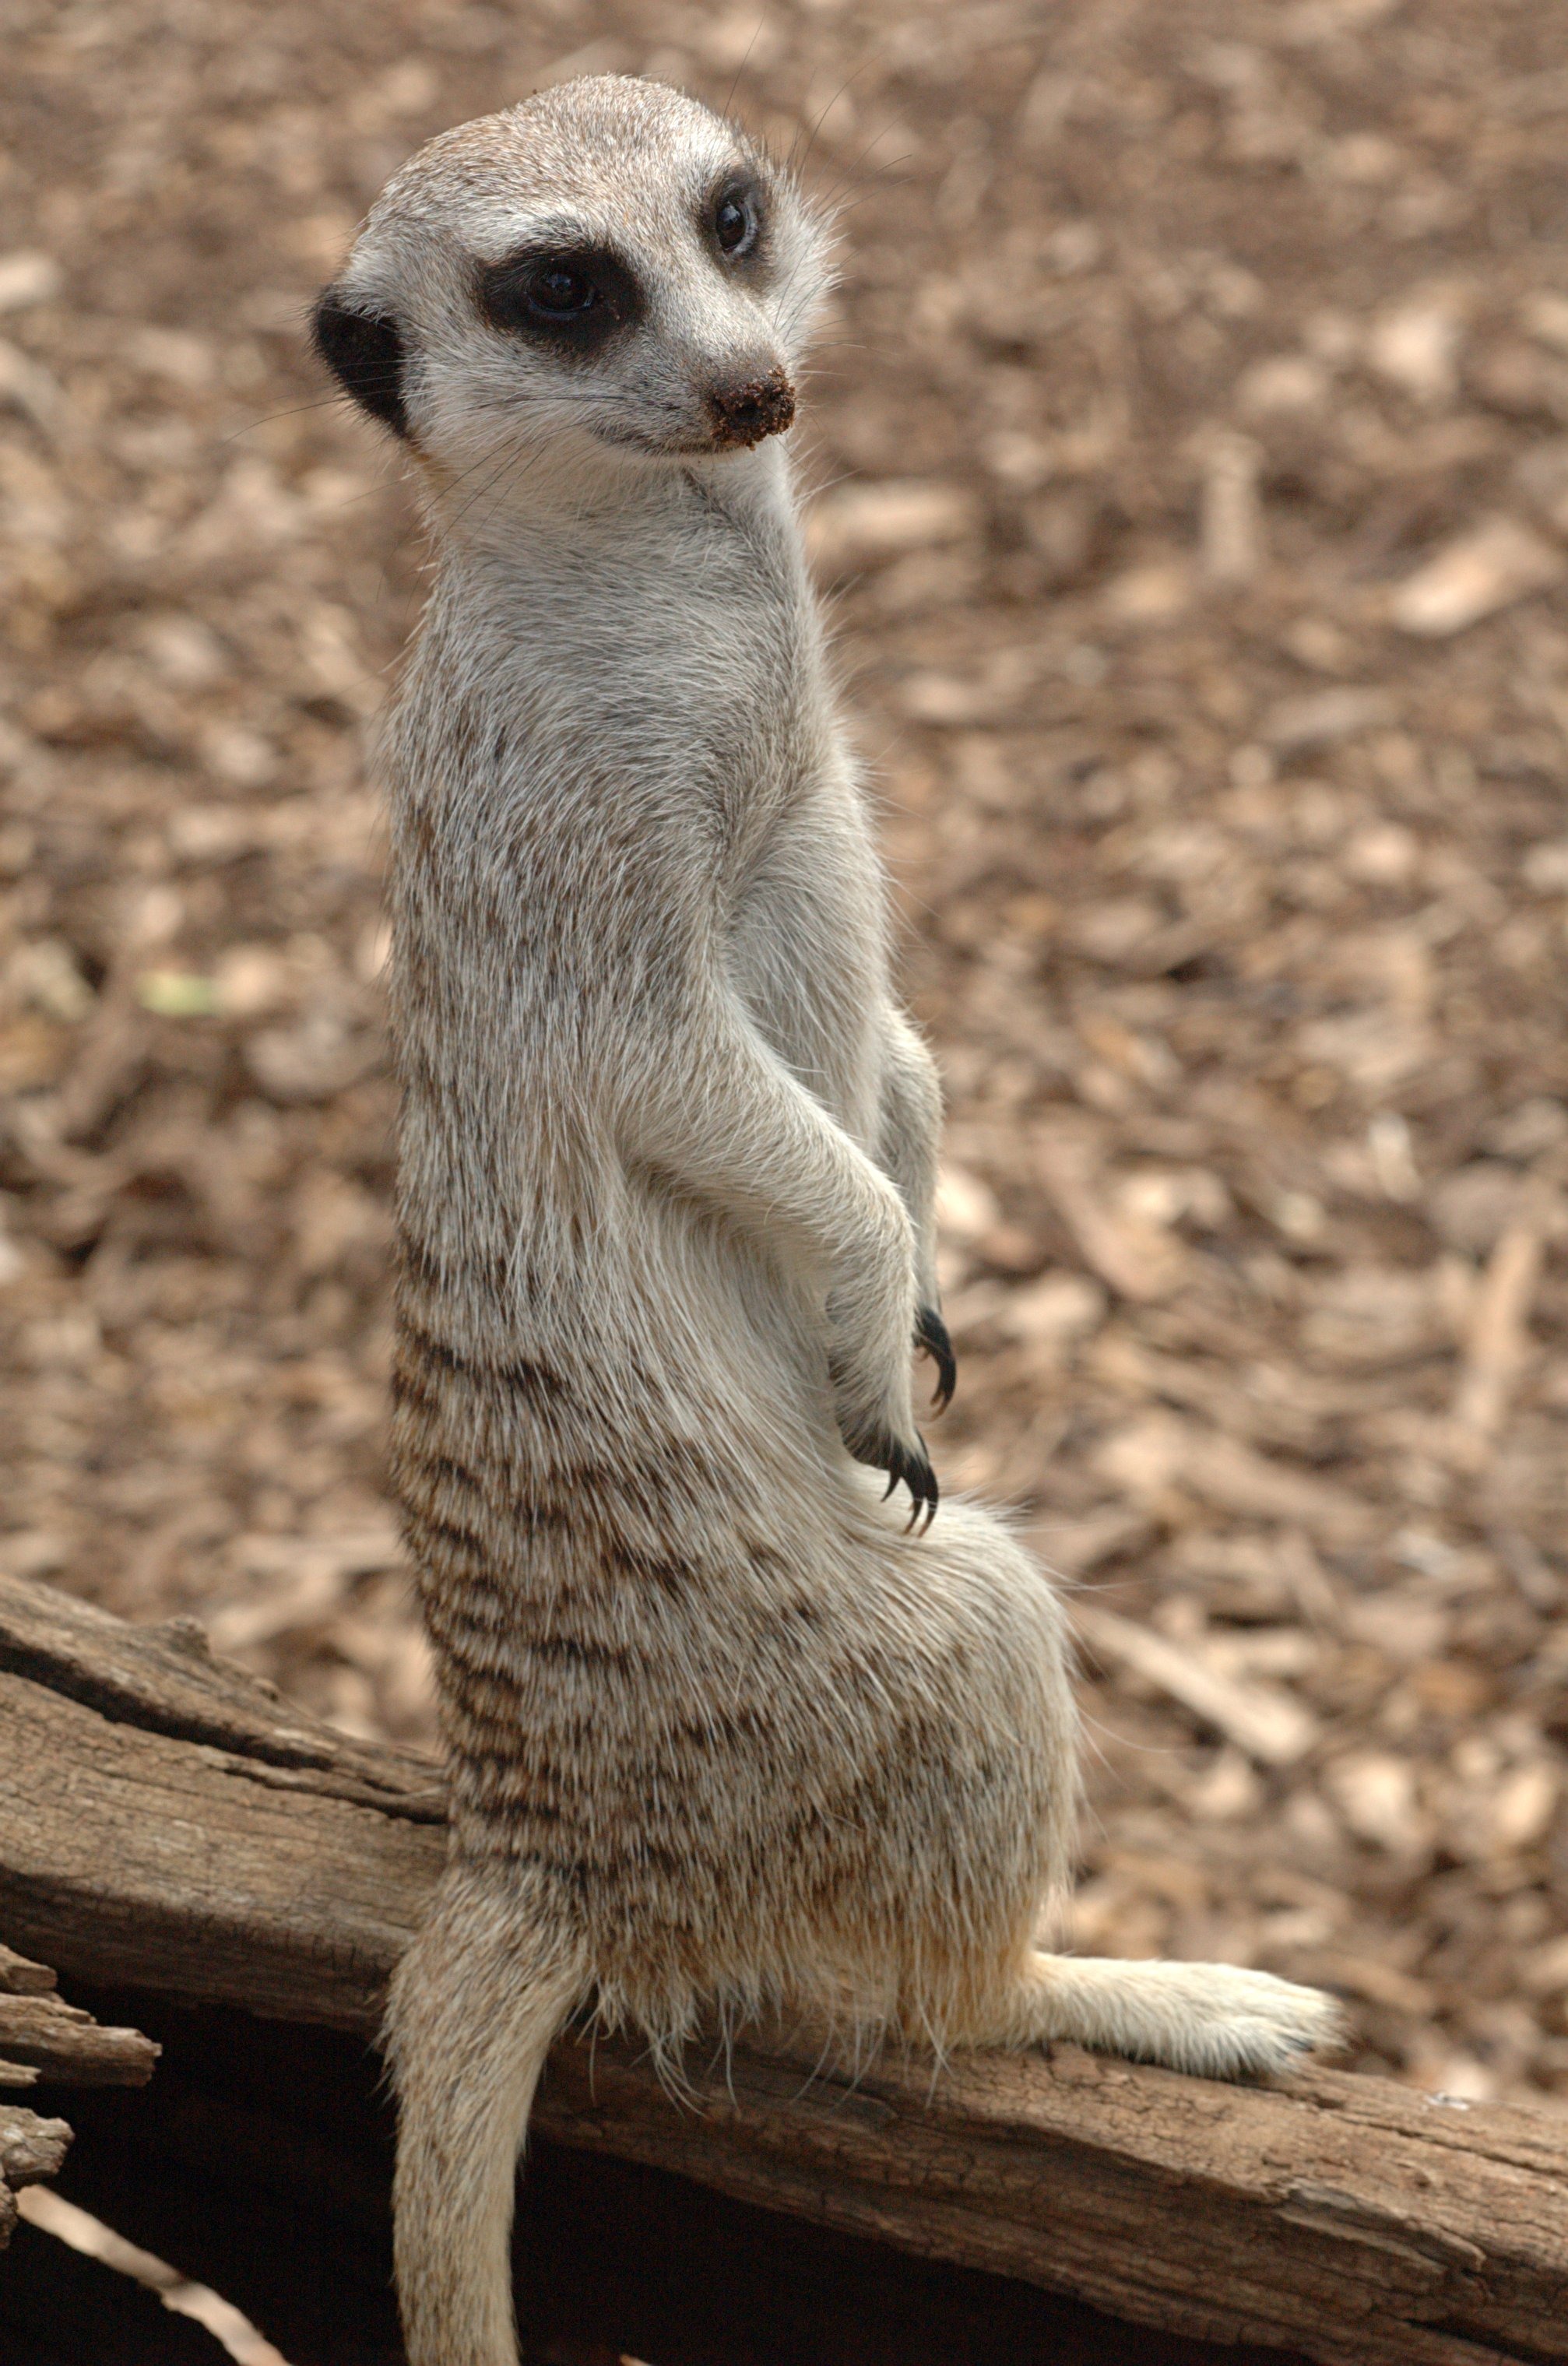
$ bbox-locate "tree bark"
[1,1570,1565,2365]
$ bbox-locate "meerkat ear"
[311,288,409,438]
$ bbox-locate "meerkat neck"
[416,434,800,561]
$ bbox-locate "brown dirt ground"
[4,0,1568,2111]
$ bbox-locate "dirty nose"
[706,367,796,448]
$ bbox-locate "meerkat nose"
[705,367,796,448]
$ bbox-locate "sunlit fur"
[320,77,1343,2366]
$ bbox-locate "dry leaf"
[1076,1602,1320,1765]
[1390,516,1563,636]
[804,480,979,574]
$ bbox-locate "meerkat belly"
[402,1334,867,1899]
[392,1172,891,1904]
[392,1204,842,1772]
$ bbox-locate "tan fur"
[317,78,1342,2366]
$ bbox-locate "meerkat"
[311,76,1341,2366]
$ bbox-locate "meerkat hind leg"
[963,1949,1345,2080]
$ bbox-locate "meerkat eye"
[524,264,599,321]
[713,186,760,259]
[476,244,644,353]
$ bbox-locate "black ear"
[311,290,409,438]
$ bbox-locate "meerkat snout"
[706,366,796,448]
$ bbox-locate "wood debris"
[0,1945,155,2252]
[1450,1208,1549,1443]
[0,1944,158,2091]
[1389,517,1564,637]
[1076,1601,1320,1765]
[0,2101,71,2252]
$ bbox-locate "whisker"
[721,6,769,118]
[789,51,884,184]
[220,387,393,441]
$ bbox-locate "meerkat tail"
[385,1864,585,2366]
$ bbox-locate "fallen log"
[1,1569,1565,2366]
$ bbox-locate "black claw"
[849,1422,939,1529]
[915,1306,956,1414]
[887,1435,940,1531]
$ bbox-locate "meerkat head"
[312,77,830,494]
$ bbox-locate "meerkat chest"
[503,494,803,762]
[410,494,885,1131]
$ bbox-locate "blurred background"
[2,0,1567,2108]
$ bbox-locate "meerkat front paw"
[914,1305,956,1412]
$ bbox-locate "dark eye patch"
[475,244,644,356]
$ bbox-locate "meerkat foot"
[976,1951,1345,2080]
[914,1306,956,1412]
